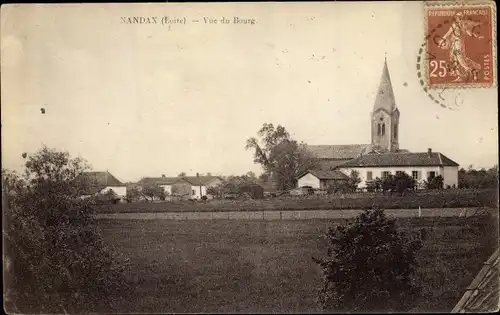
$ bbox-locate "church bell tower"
[371,57,400,152]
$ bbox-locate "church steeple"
[373,56,397,113]
[371,57,400,152]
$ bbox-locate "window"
[427,171,436,179]
[394,124,398,139]
[396,171,404,176]
[377,124,381,136]
[412,171,419,180]
[382,123,386,136]
[382,171,390,179]
[367,171,373,181]
[192,190,196,195]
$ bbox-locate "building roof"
[297,169,349,180]
[339,151,459,168]
[182,176,222,186]
[316,159,352,170]
[373,57,398,114]
[138,176,184,186]
[307,144,372,160]
[452,249,500,313]
[78,171,125,195]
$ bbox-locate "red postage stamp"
[425,1,496,88]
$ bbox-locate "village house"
[339,149,459,188]
[138,174,223,199]
[182,175,223,199]
[296,169,349,190]
[78,171,127,199]
[302,57,459,189]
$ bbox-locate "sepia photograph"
[1,1,498,313]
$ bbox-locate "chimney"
[161,174,165,178]
[428,148,432,157]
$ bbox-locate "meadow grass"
[97,215,498,313]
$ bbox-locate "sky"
[1,2,498,183]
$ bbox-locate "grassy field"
[97,215,498,313]
[98,189,498,213]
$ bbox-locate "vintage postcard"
[1,2,498,314]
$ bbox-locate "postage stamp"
[424,1,496,88]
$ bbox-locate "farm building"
[182,175,223,199]
[338,148,459,189]
[77,171,127,199]
[138,175,191,197]
[296,170,349,190]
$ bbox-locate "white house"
[338,148,459,188]
[296,169,349,189]
[182,175,223,199]
[139,176,185,196]
[79,171,127,198]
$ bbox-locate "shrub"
[313,207,423,312]
[2,147,130,313]
[424,175,444,190]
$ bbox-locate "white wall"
[297,173,321,189]
[190,179,223,199]
[339,166,445,188]
[160,184,173,195]
[100,186,127,197]
[443,166,459,188]
[191,185,207,199]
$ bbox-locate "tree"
[379,172,416,194]
[458,165,498,189]
[97,188,119,204]
[177,172,186,177]
[126,186,142,202]
[393,172,416,194]
[142,183,167,201]
[424,174,444,190]
[313,208,423,312]
[2,147,130,313]
[246,123,318,190]
[347,170,361,192]
[366,177,382,192]
[171,182,191,197]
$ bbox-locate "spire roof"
[373,58,397,113]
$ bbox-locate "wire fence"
[96,207,495,221]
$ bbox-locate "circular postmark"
[416,3,495,110]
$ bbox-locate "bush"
[313,207,423,312]
[2,147,130,313]
[424,175,444,190]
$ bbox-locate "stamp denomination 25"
[424,1,496,88]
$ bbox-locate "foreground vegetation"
[2,148,130,313]
[99,188,498,213]
[97,214,497,313]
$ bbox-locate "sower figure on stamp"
[437,12,484,82]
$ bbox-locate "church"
[297,58,460,190]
